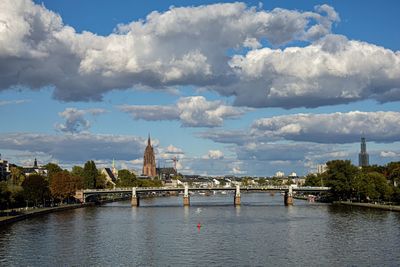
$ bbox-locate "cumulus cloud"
[228,34,400,108]
[204,150,224,159]
[380,151,399,158]
[55,107,107,133]
[252,111,400,143]
[0,0,354,107]
[119,96,249,127]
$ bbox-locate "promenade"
[334,201,400,212]
[0,203,93,226]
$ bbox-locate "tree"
[43,163,63,182]
[50,171,83,202]
[71,166,84,178]
[304,173,325,186]
[257,178,267,186]
[10,166,25,186]
[0,181,11,210]
[325,160,360,200]
[22,174,50,206]
[96,172,109,189]
[116,169,137,187]
[83,161,97,189]
[355,172,392,202]
[388,167,400,186]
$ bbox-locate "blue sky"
[0,0,399,176]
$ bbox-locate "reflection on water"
[1,193,399,266]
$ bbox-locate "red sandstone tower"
[142,135,156,177]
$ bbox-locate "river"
[1,193,400,266]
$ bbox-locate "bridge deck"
[82,186,330,195]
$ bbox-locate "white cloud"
[227,34,400,108]
[0,0,349,107]
[120,96,249,127]
[380,151,399,158]
[204,150,224,159]
[252,111,400,143]
[55,107,107,133]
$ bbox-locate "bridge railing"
[81,185,330,194]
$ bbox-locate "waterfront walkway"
[335,201,400,211]
[0,203,92,226]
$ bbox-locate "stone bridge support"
[234,185,241,206]
[284,185,293,206]
[74,190,85,203]
[183,184,190,206]
[131,187,139,207]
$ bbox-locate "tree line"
[304,160,400,203]
[0,161,161,210]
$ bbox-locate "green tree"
[96,171,109,189]
[138,179,163,187]
[304,173,325,186]
[325,160,360,200]
[43,163,63,182]
[83,161,97,189]
[117,169,137,187]
[10,166,26,186]
[0,181,11,210]
[355,172,392,202]
[388,167,400,186]
[71,166,84,177]
[22,174,50,206]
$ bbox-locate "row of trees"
[0,160,161,210]
[305,160,400,203]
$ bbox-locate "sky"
[0,0,399,176]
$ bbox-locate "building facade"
[358,137,369,167]
[317,164,328,174]
[0,159,10,181]
[142,135,156,177]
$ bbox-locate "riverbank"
[0,203,95,226]
[334,201,400,212]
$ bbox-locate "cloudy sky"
[1,0,399,176]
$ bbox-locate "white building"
[317,164,328,174]
[0,159,10,180]
[101,168,116,188]
[275,171,285,178]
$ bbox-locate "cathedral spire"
[148,134,151,146]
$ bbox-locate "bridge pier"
[131,187,139,207]
[183,184,190,206]
[284,186,293,206]
[234,185,241,206]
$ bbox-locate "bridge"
[75,185,330,206]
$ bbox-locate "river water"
[1,193,400,266]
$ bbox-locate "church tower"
[142,135,156,177]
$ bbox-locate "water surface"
[1,193,399,266]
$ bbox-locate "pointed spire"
[148,133,151,146]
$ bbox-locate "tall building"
[317,164,327,174]
[358,137,369,167]
[142,135,156,177]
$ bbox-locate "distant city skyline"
[0,0,399,176]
